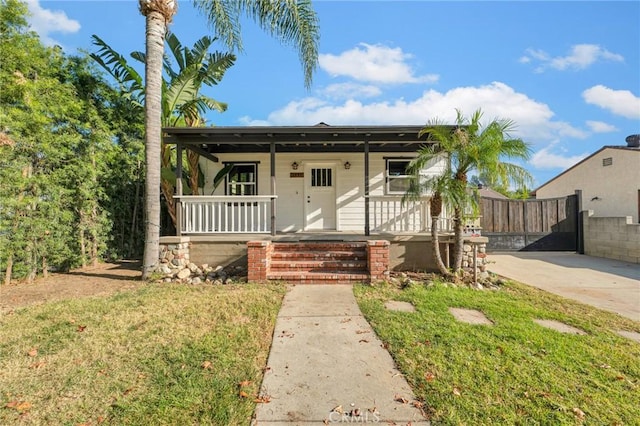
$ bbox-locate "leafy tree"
[91,32,235,225]
[137,0,320,278]
[407,109,532,276]
[1,0,146,282]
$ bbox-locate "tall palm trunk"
[452,207,464,272]
[429,194,450,277]
[140,0,176,279]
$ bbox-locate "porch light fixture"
[344,161,351,170]
[291,161,299,170]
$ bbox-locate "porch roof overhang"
[163,124,440,153]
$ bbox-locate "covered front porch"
[163,124,454,237]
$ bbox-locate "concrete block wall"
[582,211,640,264]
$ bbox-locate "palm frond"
[90,35,144,102]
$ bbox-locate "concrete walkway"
[254,285,428,425]
[488,252,640,322]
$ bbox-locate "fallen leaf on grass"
[201,361,213,370]
[424,372,436,382]
[239,391,249,398]
[238,380,251,387]
[76,325,87,332]
[599,364,611,369]
[572,407,585,419]
[29,361,46,369]
[453,387,461,396]
[5,401,31,412]
[27,348,38,357]
[123,387,134,396]
[615,375,625,380]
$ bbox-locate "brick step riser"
[272,243,367,252]
[270,265,367,271]
[269,279,368,285]
[271,252,366,261]
[267,274,370,284]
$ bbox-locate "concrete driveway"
[488,252,640,322]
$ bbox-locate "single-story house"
[534,142,640,223]
[160,124,487,283]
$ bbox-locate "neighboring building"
[534,143,640,223]
[478,185,508,200]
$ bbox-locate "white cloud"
[25,0,80,46]
[583,85,640,119]
[320,83,382,100]
[585,120,617,133]
[251,82,585,143]
[530,145,588,170]
[521,44,623,72]
[319,43,439,84]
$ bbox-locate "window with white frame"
[225,163,257,195]
[386,158,412,194]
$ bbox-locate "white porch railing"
[178,196,276,234]
[368,196,454,233]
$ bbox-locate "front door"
[304,163,336,230]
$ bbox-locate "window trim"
[385,158,413,195]
[223,162,258,196]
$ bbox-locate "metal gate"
[480,195,578,251]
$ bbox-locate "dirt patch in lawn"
[0,261,142,313]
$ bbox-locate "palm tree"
[405,158,465,278]
[91,33,235,226]
[138,0,319,279]
[407,109,532,276]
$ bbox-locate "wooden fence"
[480,195,578,251]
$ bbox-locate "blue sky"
[25,0,640,187]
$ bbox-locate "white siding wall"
[199,151,446,231]
[536,148,640,223]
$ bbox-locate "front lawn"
[355,281,640,425]
[0,283,285,425]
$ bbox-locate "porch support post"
[364,139,370,236]
[270,141,276,236]
[175,142,183,236]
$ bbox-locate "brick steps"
[268,242,367,284]
[247,240,389,284]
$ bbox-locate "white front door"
[304,163,336,230]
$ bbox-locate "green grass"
[0,283,285,425]
[354,281,640,425]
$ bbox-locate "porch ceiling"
[163,124,442,153]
